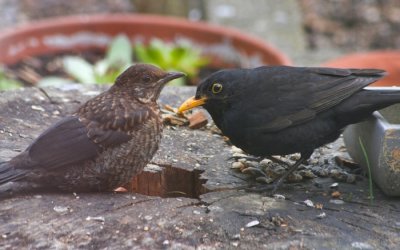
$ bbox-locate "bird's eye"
[211,83,223,94]
[142,75,151,83]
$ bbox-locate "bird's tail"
[363,88,400,108]
[0,161,26,185]
[336,88,400,126]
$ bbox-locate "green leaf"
[134,38,210,84]
[94,59,110,76]
[0,79,22,90]
[63,56,96,84]
[0,69,22,90]
[106,34,132,68]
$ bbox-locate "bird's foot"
[243,156,308,195]
[266,156,292,168]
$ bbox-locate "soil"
[0,85,399,249]
[4,49,237,87]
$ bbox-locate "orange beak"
[177,96,207,114]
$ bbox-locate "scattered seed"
[31,105,45,112]
[241,167,266,177]
[231,146,244,154]
[232,234,240,240]
[231,161,245,170]
[53,205,70,213]
[273,194,286,200]
[114,187,128,193]
[245,220,260,228]
[299,169,317,179]
[259,159,273,168]
[329,199,345,205]
[86,216,105,223]
[19,133,28,138]
[331,191,341,198]
[163,104,177,113]
[243,161,258,169]
[162,114,187,126]
[351,242,373,249]
[233,152,248,159]
[330,182,339,189]
[303,199,314,207]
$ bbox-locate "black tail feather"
[0,162,26,185]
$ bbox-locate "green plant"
[0,67,22,90]
[135,39,209,86]
[358,136,374,203]
[39,34,132,86]
[39,36,208,87]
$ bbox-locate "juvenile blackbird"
[0,64,184,192]
[178,66,400,191]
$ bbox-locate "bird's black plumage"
[178,65,400,191]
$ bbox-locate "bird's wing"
[84,107,151,147]
[26,116,101,169]
[246,67,385,132]
[26,108,152,170]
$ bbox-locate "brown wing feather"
[26,116,100,169]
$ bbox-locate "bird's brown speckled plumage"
[0,64,184,192]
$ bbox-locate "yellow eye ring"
[211,83,223,94]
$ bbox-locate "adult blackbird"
[0,64,184,192]
[178,66,400,191]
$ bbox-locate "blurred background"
[0,0,399,66]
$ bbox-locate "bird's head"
[113,64,185,103]
[178,69,246,120]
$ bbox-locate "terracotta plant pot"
[323,52,400,196]
[0,14,291,67]
[322,51,400,86]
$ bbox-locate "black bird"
[0,64,184,192]
[178,66,400,191]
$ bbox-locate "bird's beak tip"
[163,71,186,83]
[177,96,207,114]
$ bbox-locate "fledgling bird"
[178,66,400,192]
[0,64,184,192]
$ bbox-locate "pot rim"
[0,13,292,66]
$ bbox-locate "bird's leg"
[266,156,292,168]
[271,157,307,193]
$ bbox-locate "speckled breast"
[54,116,162,192]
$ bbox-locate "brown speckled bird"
[0,64,184,192]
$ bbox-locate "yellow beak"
[177,96,207,114]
